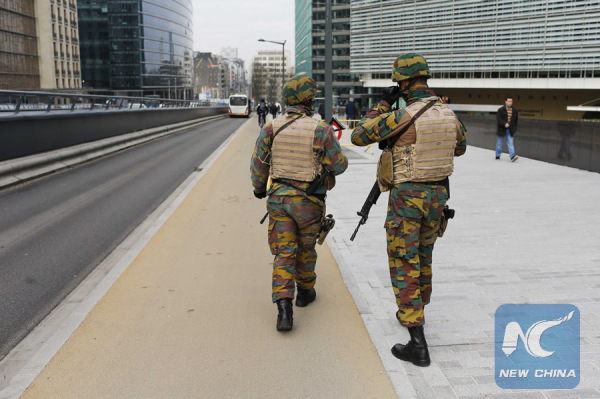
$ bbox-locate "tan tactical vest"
[391,99,458,184]
[270,115,321,182]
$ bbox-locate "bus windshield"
[230,97,247,106]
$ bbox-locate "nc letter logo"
[502,310,575,357]
[495,304,580,390]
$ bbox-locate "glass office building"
[351,0,600,118]
[78,0,109,90]
[295,0,363,104]
[295,0,312,76]
[78,0,193,98]
[352,0,600,79]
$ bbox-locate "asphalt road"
[0,116,247,360]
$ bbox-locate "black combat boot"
[391,326,430,367]
[276,299,293,331]
[295,287,316,307]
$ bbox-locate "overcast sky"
[193,1,296,71]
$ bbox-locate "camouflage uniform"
[250,76,348,303]
[352,55,467,328]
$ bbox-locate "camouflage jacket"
[250,104,348,197]
[351,86,467,156]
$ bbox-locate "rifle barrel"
[350,226,360,241]
[349,181,381,241]
[260,211,269,224]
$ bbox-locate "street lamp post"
[258,38,286,109]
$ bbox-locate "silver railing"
[0,90,227,114]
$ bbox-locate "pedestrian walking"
[318,101,325,119]
[351,53,467,367]
[496,96,519,161]
[269,103,278,121]
[250,74,348,332]
[345,98,356,128]
[557,121,573,162]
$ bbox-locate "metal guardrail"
[0,90,226,114]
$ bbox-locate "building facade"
[193,52,227,100]
[77,0,109,90]
[38,0,82,90]
[351,0,600,119]
[0,0,40,89]
[252,49,293,103]
[193,51,248,100]
[227,58,247,96]
[294,0,363,107]
[77,0,193,99]
[294,0,311,77]
[0,0,81,91]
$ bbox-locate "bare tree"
[252,63,268,101]
[267,71,279,104]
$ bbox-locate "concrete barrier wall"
[458,114,600,173]
[0,107,227,161]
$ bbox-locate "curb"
[0,114,227,190]
[0,118,251,399]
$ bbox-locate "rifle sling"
[386,99,437,147]
[272,114,303,140]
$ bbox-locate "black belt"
[418,177,449,186]
[272,179,326,201]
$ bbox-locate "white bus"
[228,95,250,117]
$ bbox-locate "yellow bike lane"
[20,118,396,398]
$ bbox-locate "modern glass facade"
[77,0,109,90]
[350,0,600,119]
[295,0,312,76]
[351,0,600,80]
[295,0,363,103]
[78,0,193,98]
[0,0,40,89]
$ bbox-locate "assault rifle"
[350,181,381,241]
[349,181,455,242]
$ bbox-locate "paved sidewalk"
[9,119,396,399]
[326,143,600,398]
[1,116,599,398]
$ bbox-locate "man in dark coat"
[345,98,357,128]
[496,96,519,161]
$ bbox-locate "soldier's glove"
[381,85,401,106]
[378,139,391,150]
[253,188,267,199]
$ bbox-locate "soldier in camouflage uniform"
[250,74,348,332]
[351,54,467,366]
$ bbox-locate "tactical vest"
[270,115,320,182]
[391,99,457,184]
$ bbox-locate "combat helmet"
[392,53,431,82]
[283,74,318,106]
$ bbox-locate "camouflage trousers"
[385,182,448,327]
[267,195,323,302]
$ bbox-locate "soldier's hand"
[382,86,401,106]
[253,188,267,199]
